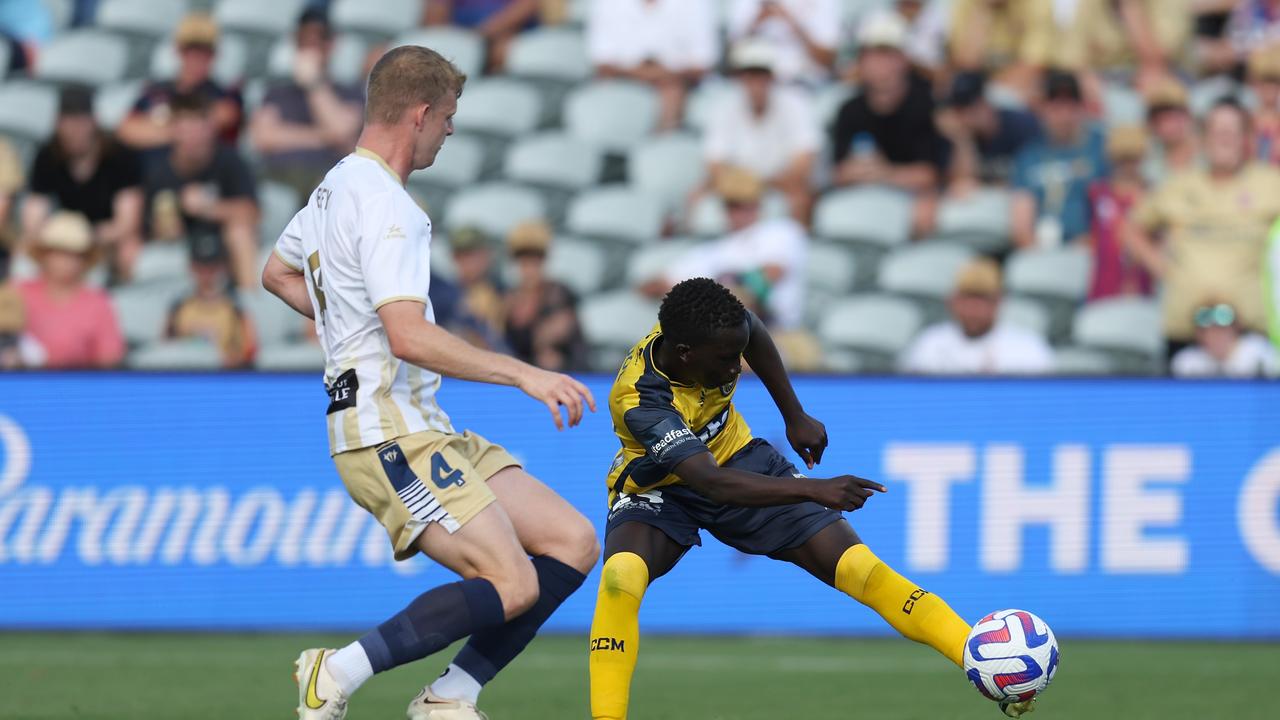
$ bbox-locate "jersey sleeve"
[273,211,304,272]
[358,192,432,310]
[622,404,710,472]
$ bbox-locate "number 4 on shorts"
[430,452,466,489]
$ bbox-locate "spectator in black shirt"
[21,85,143,281]
[117,13,243,151]
[934,71,1043,191]
[831,10,946,195]
[502,220,587,371]
[143,93,259,290]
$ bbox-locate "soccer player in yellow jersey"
[588,278,1035,719]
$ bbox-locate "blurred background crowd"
[1,0,1279,379]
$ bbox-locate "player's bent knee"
[488,556,540,619]
[600,551,649,600]
[560,512,601,575]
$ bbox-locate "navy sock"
[451,556,587,684]
[359,577,506,674]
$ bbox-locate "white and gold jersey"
[274,148,452,455]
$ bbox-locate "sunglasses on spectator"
[1194,304,1236,328]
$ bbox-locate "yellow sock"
[589,552,649,720]
[835,544,968,667]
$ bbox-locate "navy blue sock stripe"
[359,577,506,675]
[453,556,588,685]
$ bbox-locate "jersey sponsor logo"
[695,407,731,444]
[608,491,663,519]
[902,588,930,615]
[304,649,329,709]
[430,453,466,489]
[386,224,406,240]
[649,426,694,457]
[325,369,358,414]
[590,636,626,652]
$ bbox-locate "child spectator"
[1087,125,1153,301]
[1171,301,1278,377]
[165,232,256,368]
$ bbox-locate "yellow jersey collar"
[645,334,695,388]
[354,146,403,186]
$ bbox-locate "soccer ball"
[963,609,1060,704]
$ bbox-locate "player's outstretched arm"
[674,452,884,511]
[378,300,595,430]
[741,312,827,468]
[262,252,316,320]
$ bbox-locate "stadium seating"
[150,32,249,86]
[35,30,129,87]
[452,76,544,173]
[1053,345,1117,375]
[97,0,189,39]
[128,338,222,369]
[1005,245,1092,342]
[579,290,660,371]
[112,284,182,346]
[683,79,728,132]
[266,33,368,86]
[0,82,60,146]
[566,187,663,248]
[1101,81,1146,126]
[408,132,486,226]
[542,237,609,297]
[805,242,859,326]
[330,0,418,41]
[999,295,1052,339]
[624,238,698,287]
[444,182,547,237]
[257,181,302,249]
[818,293,923,372]
[813,186,913,285]
[131,242,191,287]
[876,242,974,322]
[242,288,303,347]
[1071,297,1164,373]
[391,27,485,80]
[502,132,604,221]
[214,0,305,39]
[564,80,660,153]
[685,191,791,237]
[95,80,145,131]
[506,26,590,84]
[0,41,9,82]
[627,133,706,213]
[256,341,324,371]
[934,187,1012,253]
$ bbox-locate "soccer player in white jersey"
[262,46,599,720]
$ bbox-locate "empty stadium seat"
[242,289,303,347]
[113,284,184,345]
[1053,345,1116,375]
[257,181,302,248]
[564,80,659,153]
[1071,297,1163,373]
[1005,245,1092,341]
[151,32,248,85]
[1101,82,1145,126]
[503,132,603,191]
[392,27,484,80]
[566,187,663,246]
[876,243,974,301]
[999,296,1052,338]
[542,237,608,297]
[624,238,697,287]
[408,132,486,222]
[935,187,1012,253]
[682,79,728,132]
[444,182,547,237]
[35,30,129,87]
[813,186,913,249]
[94,80,145,131]
[266,33,367,86]
[579,290,661,370]
[0,81,60,143]
[256,342,324,371]
[214,0,305,38]
[96,0,188,39]
[807,242,858,297]
[132,242,191,286]
[507,26,590,83]
[331,0,417,39]
[818,293,923,372]
[627,133,705,211]
[453,77,543,140]
[128,339,222,370]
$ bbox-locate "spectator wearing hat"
[587,0,718,131]
[0,267,43,369]
[448,226,508,351]
[649,167,808,329]
[1086,125,1153,302]
[1171,300,1278,377]
[1248,45,1280,164]
[142,92,259,290]
[249,8,364,201]
[1142,77,1198,185]
[22,85,144,281]
[934,70,1042,191]
[503,220,587,371]
[117,13,244,151]
[900,257,1053,375]
[831,11,947,199]
[15,212,124,369]
[164,233,256,368]
[1127,98,1280,354]
[422,0,541,72]
[724,0,839,86]
[701,39,819,222]
[0,138,21,248]
[1009,71,1108,249]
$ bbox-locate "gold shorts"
[332,430,519,561]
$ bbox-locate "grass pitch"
[3,632,1275,719]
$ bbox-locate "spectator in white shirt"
[701,39,820,222]
[901,258,1054,374]
[587,0,719,131]
[645,167,808,329]
[726,0,839,85]
[1171,301,1278,378]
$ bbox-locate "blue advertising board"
[0,373,1277,638]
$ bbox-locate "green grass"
[2,632,1276,719]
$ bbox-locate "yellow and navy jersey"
[606,325,753,499]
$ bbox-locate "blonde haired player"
[263,46,598,720]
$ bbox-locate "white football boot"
[294,648,349,720]
[406,687,490,720]
[1000,699,1037,718]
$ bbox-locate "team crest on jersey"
[382,448,399,463]
[719,379,736,395]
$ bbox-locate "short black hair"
[658,278,747,346]
[297,7,332,36]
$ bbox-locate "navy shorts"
[604,439,843,556]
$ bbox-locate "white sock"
[430,664,483,704]
[325,642,375,697]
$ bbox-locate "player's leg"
[427,467,599,706]
[771,520,969,667]
[590,498,693,720]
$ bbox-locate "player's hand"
[517,367,597,431]
[810,475,886,512]
[785,411,827,469]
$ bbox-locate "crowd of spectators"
[0,0,1277,379]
